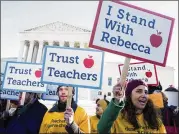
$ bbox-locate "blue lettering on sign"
[105,18,133,36]
[9,66,32,74]
[47,67,97,81]
[101,4,156,54]
[106,5,156,29]
[45,89,58,96]
[47,53,98,82]
[6,77,44,87]
[0,78,20,97]
[5,66,45,87]
[100,31,150,54]
[49,53,80,64]
[0,90,20,96]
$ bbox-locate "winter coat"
[97,98,166,134]
[5,99,47,134]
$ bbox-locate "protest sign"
[89,0,174,67]
[0,74,20,100]
[119,62,158,85]
[41,46,104,89]
[164,91,178,107]
[41,84,78,103]
[2,61,47,93]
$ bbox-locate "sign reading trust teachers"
[2,62,47,93]
[41,46,104,89]
[89,0,174,67]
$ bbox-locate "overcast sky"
[1,1,178,86]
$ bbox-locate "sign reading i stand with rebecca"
[119,62,158,85]
[89,0,174,67]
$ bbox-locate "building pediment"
[24,21,91,33]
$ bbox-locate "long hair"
[121,96,162,130]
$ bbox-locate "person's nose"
[141,91,148,98]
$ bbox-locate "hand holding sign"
[113,83,124,104]
[64,107,74,125]
[113,57,130,104]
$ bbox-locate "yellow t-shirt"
[112,112,166,133]
[39,106,90,133]
[90,115,99,133]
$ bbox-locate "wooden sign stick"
[119,57,131,88]
[5,100,11,112]
[66,87,73,108]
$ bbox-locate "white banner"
[164,91,178,107]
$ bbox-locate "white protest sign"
[0,90,20,100]
[119,62,158,85]
[2,61,47,93]
[89,0,174,67]
[164,91,178,107]
[0,75,20,100]
[41,84,78,102]
[41,46,104,89]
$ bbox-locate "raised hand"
[112,82,126,104]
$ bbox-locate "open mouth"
[138,100,147,105]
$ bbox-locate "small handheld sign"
[119,62,158,85]
[41,46,104,89]
[2,61,47,93]
[41,85,78,103]
[1,75,20,100]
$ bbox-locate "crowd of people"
[0,79,179,134]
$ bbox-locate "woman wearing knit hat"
[90,97,109,133]
[98,79,166,133]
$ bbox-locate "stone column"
[31,41,39,63]
[26,40,35,62]
[17,40,25,62]
[36,41,44,63]
[41,41,48,62]
[24,42,29,62]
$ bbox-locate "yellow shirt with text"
[39,106,90,134]
[111,113,166,133]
